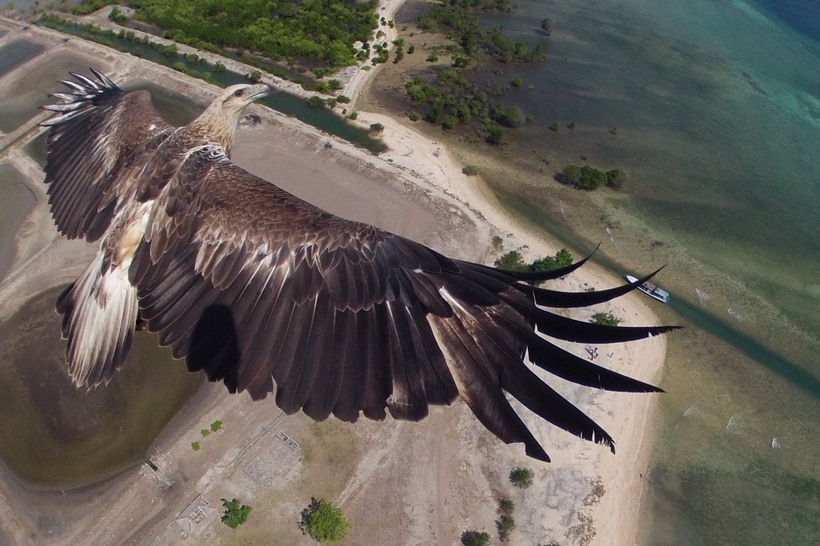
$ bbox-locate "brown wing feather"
[41,71,678,462]
[42,71,172,242]
[126,135,675,461]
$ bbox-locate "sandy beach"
[0,4,666,544]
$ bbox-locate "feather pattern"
[42,70,678,462]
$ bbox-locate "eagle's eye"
[234,88,245,98]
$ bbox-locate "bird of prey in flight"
[41,69,676,462]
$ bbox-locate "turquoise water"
[474,0,820,543]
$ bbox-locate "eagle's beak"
[248,83,271,102]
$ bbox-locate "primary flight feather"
[41,69,676,462]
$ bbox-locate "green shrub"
[498,498,514,515]
[496,514,515,541]
[210,420,222,432]
[308,96,326,108]
[409,111,421,121]
[461,531,491,546]
[606,168,626,190]
[562,164,608,190]
[221,498,252,529]
[578,165,607,190]
[591,312,621,326]
[299,498,350,543]
[486,127,504,144]
[495,250,527,271]
[530,248,573,272]
[509,467,534,489]
[109,6,127,24]
[191,441,200,451]
[462,164,479,176]
[495,249,572,274]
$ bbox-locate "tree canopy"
[220,498,252,529]
[77,0,379,68]
[299,497,350,543]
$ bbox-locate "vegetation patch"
[298,497,350,543]
[404,70,529,142]
[461,530,491,546]
[75,0,380,71]
[560,164,627,191]
[494,249,573,273]
[496,498,516,542]
[591,312,621,327]
[416,0,546,65]
[220,497,252,529]
[509,466,534,488]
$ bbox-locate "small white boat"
[625,274,669,303]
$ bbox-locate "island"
[0,2,666,545]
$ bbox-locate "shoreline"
[0,6,666,545]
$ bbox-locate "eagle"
[41,69,675,462]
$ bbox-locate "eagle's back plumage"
[41,70,677,462]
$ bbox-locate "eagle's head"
[219,83,271,116]
[190,82,271,155]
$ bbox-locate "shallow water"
[0,287,201,487]
[0,164,34,282]
[0,49,108,133]
[0,39,43,79]
[469,0,820,543]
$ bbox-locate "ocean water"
[471,0,820,543]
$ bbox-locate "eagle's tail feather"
[57,254,138,388]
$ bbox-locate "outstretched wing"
[128,147,677,462]
[41,69,173,242]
